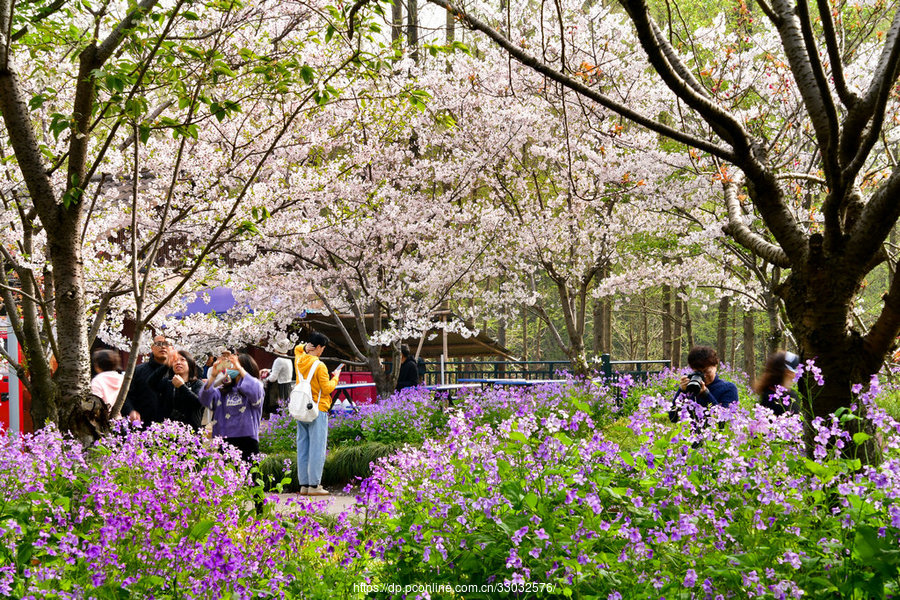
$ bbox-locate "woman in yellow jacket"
[294,331,342,496]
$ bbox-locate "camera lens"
[685,372,704,394]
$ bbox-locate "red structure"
[338,371,377,405]
[0,324,30,433]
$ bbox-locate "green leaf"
[29,94,46,109]
[105,74,125,93]
[853,432,872,445]
[62,187,84,208]
[189,519,216,540]
[803,458,826,477]
[235,219,260,236]
[553,432,573,446]
[508,431,527,444]
[213,60,237,78]
[16,539,34,568]
[49,112,70,140]
[299,65,315,85]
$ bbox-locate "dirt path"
[269,489,359,516]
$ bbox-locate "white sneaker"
[299,486,309,495]
[306,485,329,496]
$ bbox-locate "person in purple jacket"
[199,350,265,462]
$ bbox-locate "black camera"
[685,371,705,394]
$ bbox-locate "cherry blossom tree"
[199,57,504,397]
[0,0,365,435]
[347,0,900,461]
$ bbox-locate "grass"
[258,441,402,491]
[877,388,900,420]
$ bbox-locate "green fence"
[598,354,672,383]
[409,355,671,386]
[414,359,568,386]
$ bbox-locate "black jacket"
[146,366,205,429]
[122,360,172,424]
[759,388,800,416]
[396,357,420,391]
[668,376,739,423]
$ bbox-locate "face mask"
[226,369,240,379]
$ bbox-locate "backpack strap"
[305,358,322,402]
[304,358,320,383]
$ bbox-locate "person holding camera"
[198,351,265,461]
[146,347,205,430]
[668,346,738,423]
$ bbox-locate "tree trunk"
[661,284,672,362]
[603,298,611,354]
[743,311,755,385]
[672,293,683,368]
[407,0,419,63]
[46,214,104,442]
[497,318,506,374]
[641,292,649,359]
[522,307,528,361]
[683,297,694,349]
[446,1,455,43]
[766,292,784,354]
[730,301,737,366]
[367,345,392,398]
[717,296,730,361]
[391,0,403,43]
[780,268,881,464]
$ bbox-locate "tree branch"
[863,263,900,371]
[11,0,66,42]
[87,285,130,346]
[96,0,159,65]
[841,9,900,169]
[622,0,752,154]
[313,282,366,361]
[815,0,858,108]
[769,0,838,173]
[392,0,737,162]
[68,0,164,201]
[841,17,900,184]
[795,0,840,186]
[721,180,791,267]
[845,167,900,268]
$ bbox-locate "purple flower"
[683,568,697,588]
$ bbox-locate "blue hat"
[784,352,800,373]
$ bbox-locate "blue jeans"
[296,411,328,486]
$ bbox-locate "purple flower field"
[0,421,371,598]
[3,370,900,598]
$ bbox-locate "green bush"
[259,442,402,491]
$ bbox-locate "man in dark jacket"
[669,345,738,423]
[395,344,420,391]
[122,333,173,424]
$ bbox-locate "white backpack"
[288,359,321,422]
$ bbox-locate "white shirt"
[269,356,294,384]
